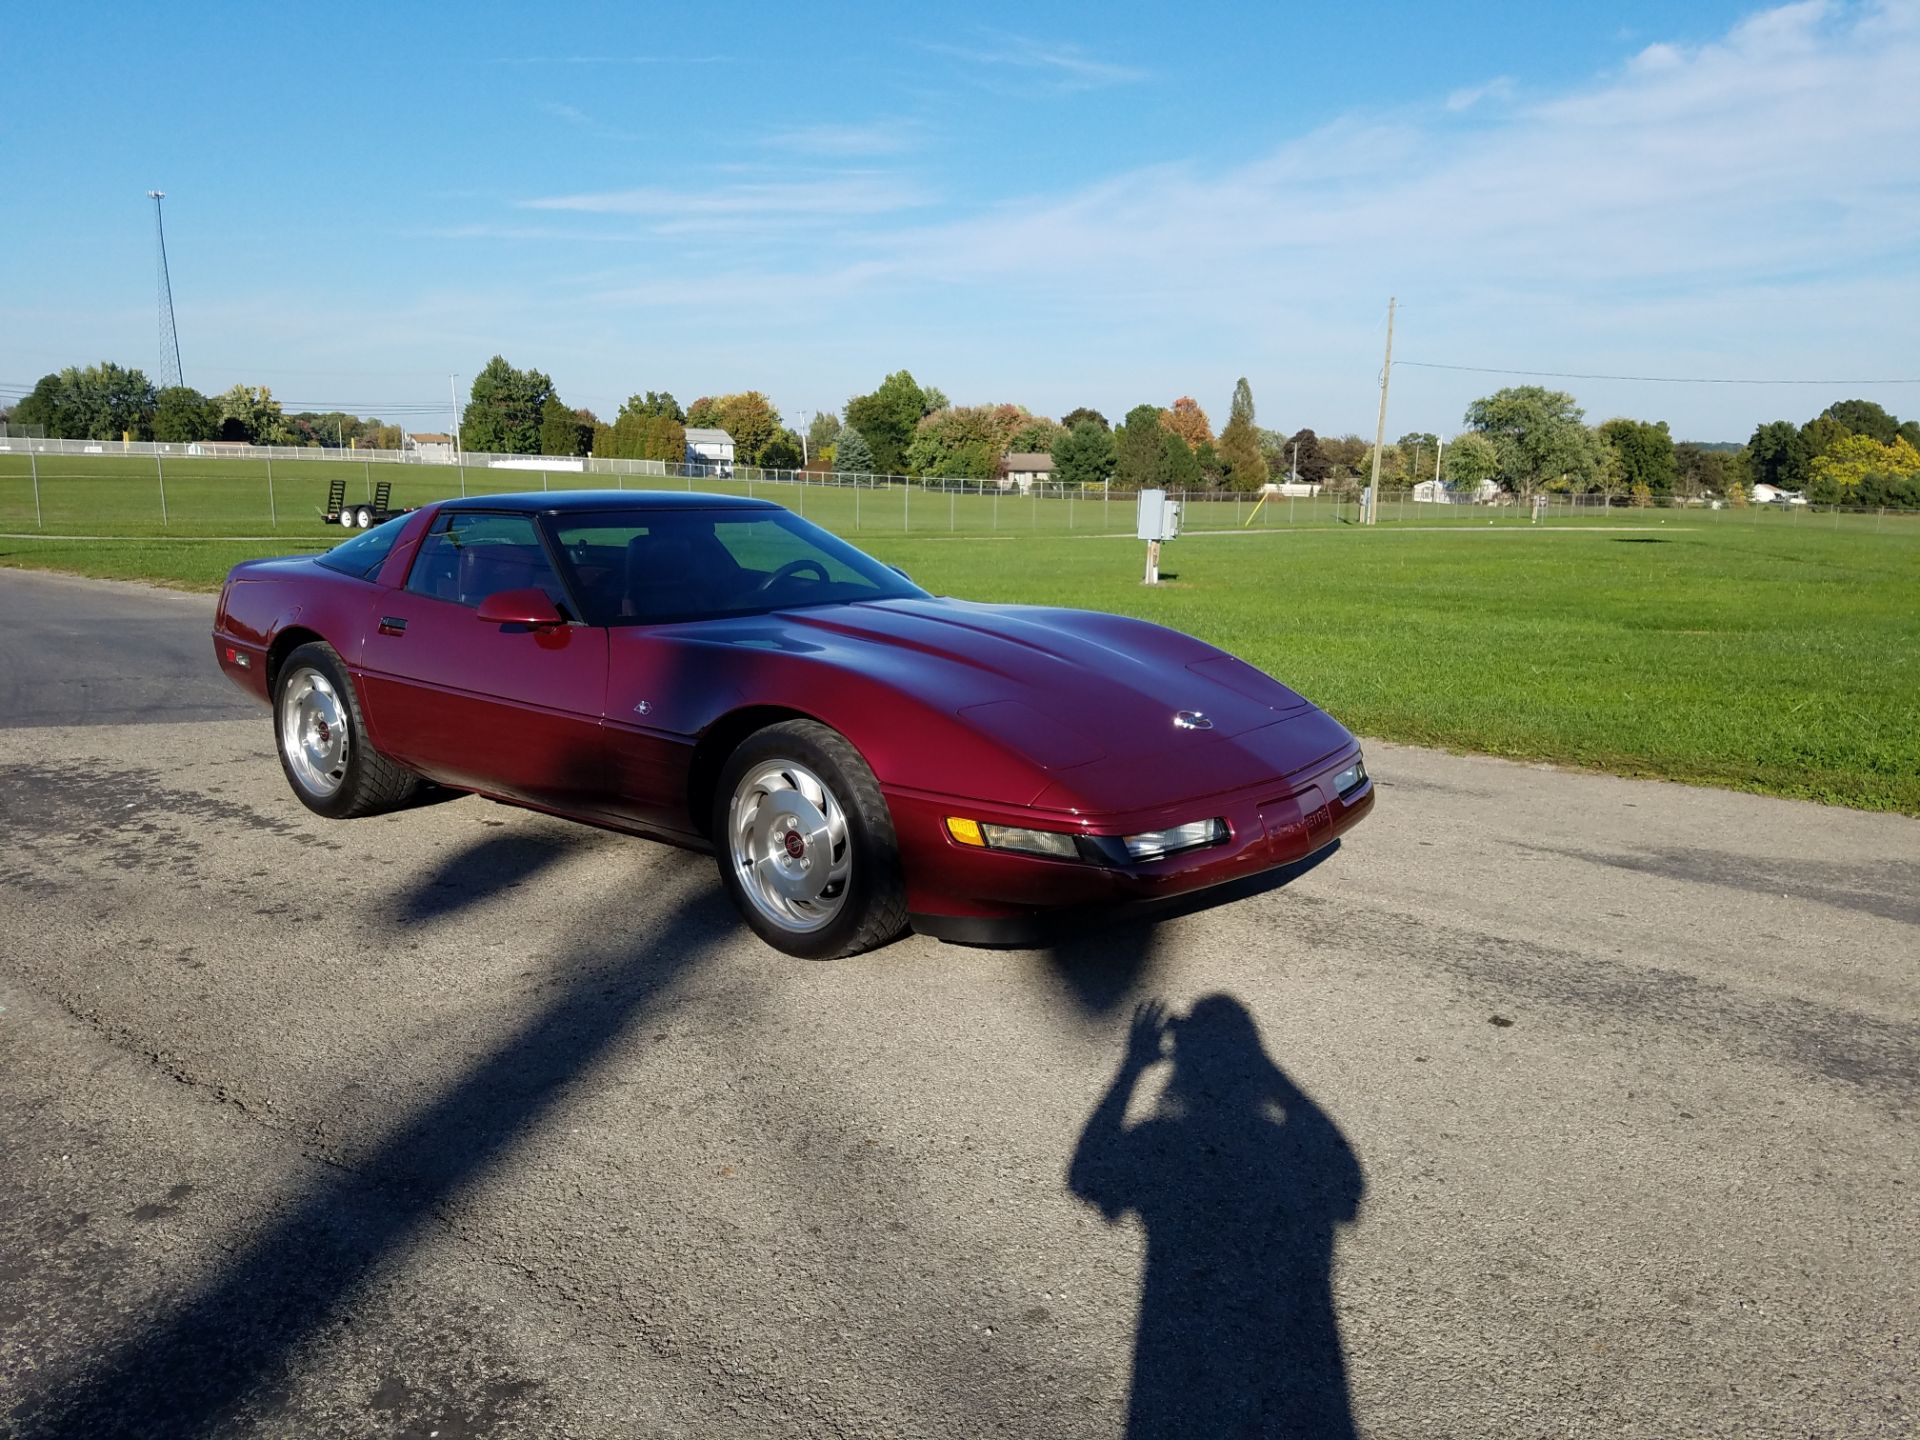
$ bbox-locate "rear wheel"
[273,641,419,818]
[354,505,374,528]
[337,508,356,528]
[714,720,907,959]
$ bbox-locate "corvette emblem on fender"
[1173,710,1213,731]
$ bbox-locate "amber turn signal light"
[945,816,985,847]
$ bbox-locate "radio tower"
[146,190,184,388]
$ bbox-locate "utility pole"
[449,374,462,460]
[1366,296,1395,525]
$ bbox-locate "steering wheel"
[753,558,830,593]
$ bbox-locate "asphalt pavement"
[1,566,1915,1439]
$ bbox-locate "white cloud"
[539,102,644,144]
[488,54,730,66]
[1444,76,1514,111]
[763,121,922,157]
[920,32,1147,90]
[872,1,1920,299]
[548,1,1920,433]
[520,174,931,222]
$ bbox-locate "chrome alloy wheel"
[727,758,852,935]
[279,665,350,799]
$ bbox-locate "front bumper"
[888,744,1374,941]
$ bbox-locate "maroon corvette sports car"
[212,491,1372,957]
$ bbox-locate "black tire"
[712,720,907,960]
[272,641,420,818]
[354,505,374,528]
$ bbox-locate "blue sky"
[3,0,1917,442]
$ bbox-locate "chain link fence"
[0,435,1913,538]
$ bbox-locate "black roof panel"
[436,489,782,514]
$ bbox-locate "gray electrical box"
[1136,489,1181,541]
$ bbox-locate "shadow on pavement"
[12,835,735,1439]
[1069,994,1365,1439]
[392,828,578,924]
[1041,841,1343,1018]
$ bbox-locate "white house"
[1413,477,1502,503]
[999,451,1054,492]
[685,427,735,475]
[406,432,455,464]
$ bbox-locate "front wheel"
[713,720,907,959]
[273,641,420,818]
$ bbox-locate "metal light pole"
[146,190,184,388]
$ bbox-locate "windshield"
[546,507,927,625]
[313,513,407,580]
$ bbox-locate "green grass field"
[3,449,1907,538]
[2,457,1914,814]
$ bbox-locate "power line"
[1398,360,1920,386]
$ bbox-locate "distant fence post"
[30,449,42,529]
[156,453,169,527]
[459,462,467,498]
[267,458,277,529]
[364,459,372,501]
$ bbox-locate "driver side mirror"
[889,564,913,582]
[475,587,565,628]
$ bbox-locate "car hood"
[684,597,1330,799]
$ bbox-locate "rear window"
[313,514,406,580]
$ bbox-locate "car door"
[356,509,608,810]
[543,511,740,842]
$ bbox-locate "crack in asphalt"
[1282,891,1920,1109]
[1517,840,1920,928]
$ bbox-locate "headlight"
[980,823,1081,859]
[947,815,1084,858]
[1333,757,1367,796]
[1122,818,1227,862]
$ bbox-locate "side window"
[404,512,568,611]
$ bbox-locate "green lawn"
[2,449,1901,537]
[2,474,1914,814]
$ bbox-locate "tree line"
[449,359,1920,510]
[4,363,406,450]
[1424,388,1920,509]
[10,355,1917,509]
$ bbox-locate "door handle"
[378,616,409,636]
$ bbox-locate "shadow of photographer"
[1069,995,1364,1439]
